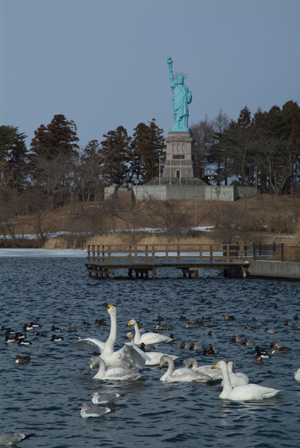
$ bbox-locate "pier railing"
[86,243,252,265]
[87,243,300,265]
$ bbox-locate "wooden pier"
[85,243,254,279]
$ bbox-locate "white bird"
[90,356,146,381]
[0,432,35,446]
[212,360,281,401]
[294,368,300,382]
[182,357,223,380]
[80,402,111,418]
[91,391,123,404]
[128,319,174,345]
[70,304,150,368]
[159,355,212,383]
[221,361,249,387]
[126,333,179,366]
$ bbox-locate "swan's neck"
[220,363,233,398]
[160,358,175,381]
[133,321,141,343]
[103,310,117,354]
[190,358,198,369]
[95,357,106,378]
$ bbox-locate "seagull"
[0,432,35,446]
[80,402,111,418]
[91,391,123,404]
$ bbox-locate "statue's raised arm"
[167,57,192,132]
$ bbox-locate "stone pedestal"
[162,131,197,179]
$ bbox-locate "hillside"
[4,193,299,250]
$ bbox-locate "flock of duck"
[3,301,299,426]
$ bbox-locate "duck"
[159,355,212,383]
[0,432,35,446]
[201,317,211,322]
[253,354,263,364]
[189,342,203,350]
[15,355,31,364]
[70,304,150,368]
[212,360,281,401]
[182,357,223,380]
[294,368,300,382]
[270,341,289,354]
[208,331,218,337]
[128,318,174,345]
[83,321,90,326]
[51,335,64,341]
[231,335,243,343]
[245,324,256,330]
[156,322,173,331]
[221,361,249,387]
[293,314,299,321]
[89,356,145,381]
[18,339,32,346]
[180,342,188,349]
[51,325,61,332]
[80,402,111,418]
[91,391,123,404]
[285,320,294,327]
[157,315,164,321]
[274,304,279,309]
[4,335,17,344]
[179,315,187,321]
[23,323,34,331]
[95,319,107,327]
[224,315,235,321]
[68,322,82,330]
[255,346,271,358]
[186,321,202,328]
[242,339,254,346]
[169,333,178,341]
[203,345,219,355]
[30,322,41,328]
[265,327,276,333]
[36,332,47,337]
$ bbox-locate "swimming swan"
[221,361,249,387]
[159,355,212,383]
[127,332,178,366]
[213,360,281,401]
[70,304,150,368]
[182,357,223,380]
[89,356,145,381]
[128,319,174,345]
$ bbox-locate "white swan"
[126,332,179,366]
[90,356,145,381]
[91,391,123,404]
[160,355,212,383]
[80,402,111,418]
[70,304,150,368]
[182,357,223,380]
[128,319,174,345]
[221,361,249,387]
[294,368,300,382]
[213,360,281,401]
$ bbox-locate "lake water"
[1,249,300,448]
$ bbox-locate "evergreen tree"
[0,125,28,192]
[100,126,131,186]
[30,114,79,160]
[131,119,165,184]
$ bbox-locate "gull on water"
[80,403,111,418]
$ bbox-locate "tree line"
[1,99,300,212]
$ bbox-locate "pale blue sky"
[1,0,300,149]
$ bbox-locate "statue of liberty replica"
[167,56,192,132]
[162,57,198,181]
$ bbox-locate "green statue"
[167,57,192,132]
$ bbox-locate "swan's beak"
[128,321,132,326]
[212,363,218,369]
[104,303,112,309]
[89,363,93,370]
